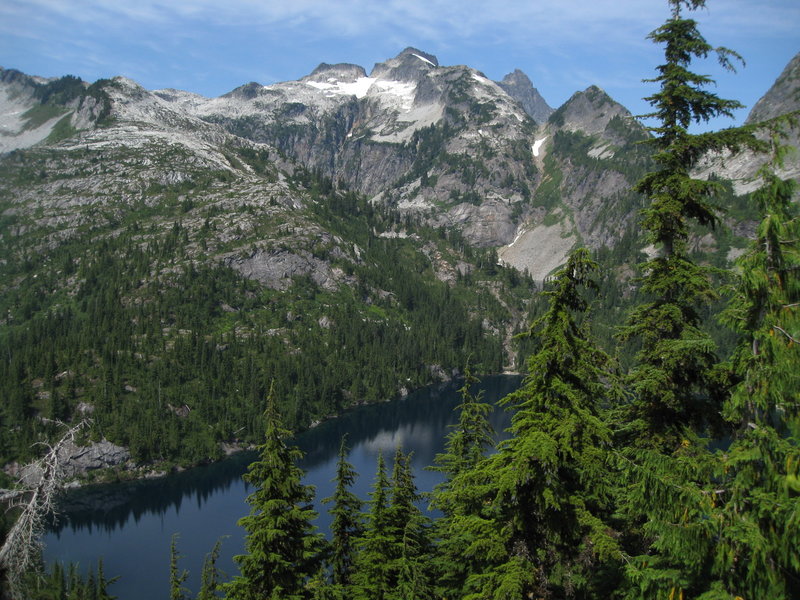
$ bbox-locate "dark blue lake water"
[43,375,521,599]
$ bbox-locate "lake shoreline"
[13,370,522,495]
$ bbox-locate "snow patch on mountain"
[305,76,417,111]
[532,137,547,157]
[305,77,374,98]
[411,53,436,67]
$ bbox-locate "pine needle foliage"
[615,3,786,599]
[712,126,800,599]
[352,453,392,600]
[197,539,224,600]
[170,534,190,600]
[351,449,433,600]
[224,387,323,600]
[386,449,433,600]
[428,369,496,599]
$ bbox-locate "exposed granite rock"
[695,52,800,195]
[224,247,352,291]
[306,62,367,82]
[370,47,439,82]
[7,439,131,486]
[445,197,518,247]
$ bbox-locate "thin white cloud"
[1,0,795,119]
[4,0,794,56]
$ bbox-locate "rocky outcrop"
[307,62,368,82]
[59,439,131,478]
[694,51,800,195]
[224,247,349,291]
[6,439,131,486]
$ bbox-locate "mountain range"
[0,47,798,468]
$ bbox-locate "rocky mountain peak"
[549,85,632,137]
[496,68,553,125]
[746,51,800,124]
[1,67,33,87]
[306,62,368,83]
[396,47,439,66]
[499,69,531,87]
[370,47,439,82]
[222,81,264,100]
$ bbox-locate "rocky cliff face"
[694,51,800,196]
[2,48,798,283]
[496,69,554,125]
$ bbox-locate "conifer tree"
[352,453,391,600]
[322,435,363,592]
[385,448,433,600]
[618,0,762,448]
[352,449,433,600]
[197,539,224,600]
[614,2,768,597]
[498,248,619,597]
[224,389,323,600]
[712,137,800,598]
[454,249,620,598]
[431,369,495,481]
[169,534,189,600]
[429,369,496,599]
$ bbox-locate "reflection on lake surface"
[44,375,521,600]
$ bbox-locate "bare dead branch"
[773,325,800,344]
[0,420,88,596]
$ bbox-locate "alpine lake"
[43,375,522,600]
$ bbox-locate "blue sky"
[1,0,798,131]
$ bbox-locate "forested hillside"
[0,153,534,467]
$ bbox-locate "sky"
[1,0,798,132]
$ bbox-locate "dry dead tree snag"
[0,421,88,596]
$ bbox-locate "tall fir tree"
[614,1,768,597]
[385,448,433,600]
[618,0,763,449]
[352,449,433,600]
[224,388,323,600]
[452,249,620,598]
[352,453,392,600]
[322,435,363,594]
